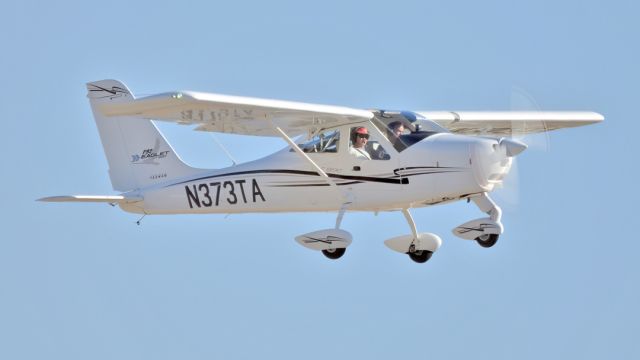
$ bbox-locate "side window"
[349,126,390,161]
[296,129,340,153]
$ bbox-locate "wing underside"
[89,81,602,137]
[95,90,374,137]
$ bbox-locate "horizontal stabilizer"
[37,195,142,203]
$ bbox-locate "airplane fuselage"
[121,132,510,215]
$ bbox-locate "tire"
[476,234,499,248]
[408,250,433,263]
[322,248,346,260]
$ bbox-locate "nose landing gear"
[453,193,504,247]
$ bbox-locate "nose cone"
[471,138,518,191]
[499,138,528,157]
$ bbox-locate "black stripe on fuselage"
[393,166,465,175]
[169,169,409,187]
[270,181,362,187]
[167,167,467,188]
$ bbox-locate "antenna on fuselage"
[210,133,238,166]
[136,213,147,225]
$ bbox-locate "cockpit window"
[294,129,340,153]
[371,110,448,152]
[396,132,440,149]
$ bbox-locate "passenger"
[388,121,406,138]
[388,121,406,152]
[350,127,371,160]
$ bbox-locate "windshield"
[371,110,448,152]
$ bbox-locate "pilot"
[350,127,371,160]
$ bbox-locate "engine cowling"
[471,138,526,191]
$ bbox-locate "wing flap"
[418,111,604,136]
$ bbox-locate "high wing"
[417,111,604,136]
[93,88,373,137]
[89,81,602,137]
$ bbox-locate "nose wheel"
[453,193,504,248]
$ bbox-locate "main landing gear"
[407,244,433,263]
[384,208,442,264]
[476,233,499,248]
[294,202,352,260]
[322,247,346,260]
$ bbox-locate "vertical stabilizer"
[87,79,202,192]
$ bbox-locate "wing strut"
[271,123,354,213]
[272,125,338,190]
[210,133,238,166]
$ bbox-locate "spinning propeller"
[492,87,551,209]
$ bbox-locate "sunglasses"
[357,134,369,139]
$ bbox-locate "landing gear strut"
[321,202,350,260]
[473,193,502,223]
[402,209,440,264]
[472,193,502,248]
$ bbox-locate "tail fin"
[87,79,203,192]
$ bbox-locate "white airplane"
[39,79,603,263]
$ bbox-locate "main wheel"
[322,247,346,260]
[408,250,433,263]
[476,234,499,248]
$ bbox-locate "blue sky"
[1,1,638,359]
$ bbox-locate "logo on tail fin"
[131,139,170,165]
[88,84,130,100]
